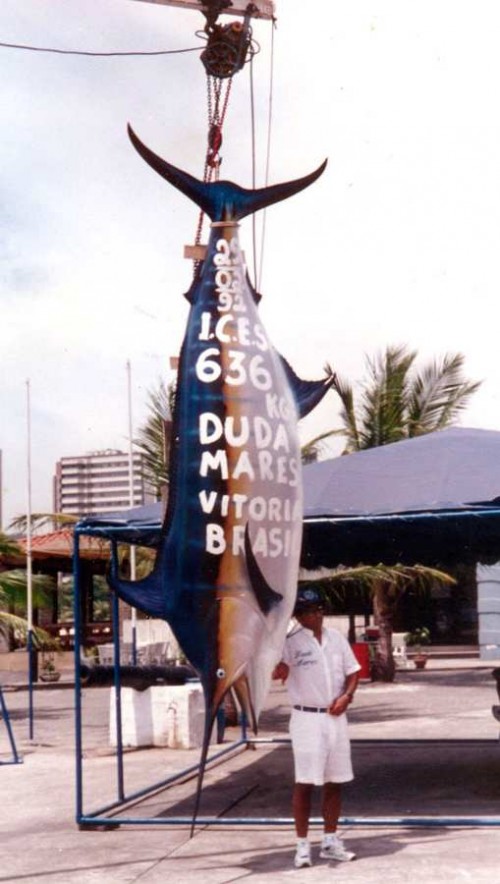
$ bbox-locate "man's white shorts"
[289,708,354,785]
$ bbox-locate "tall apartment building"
[53,449,154,517]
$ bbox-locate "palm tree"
[330,344,481,453]
[300,346,480,677]
[0,532,55,648]
[134,379,176,501]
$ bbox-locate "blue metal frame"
[0,687,22,765]
[27,627,35,741]
[73,527,249,827]
[73,522,500,828]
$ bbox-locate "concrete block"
[109,684,214,749]
[109,687,152,748]
[150,685,209,748]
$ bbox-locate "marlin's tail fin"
[128,124,327,223]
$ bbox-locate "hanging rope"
[257,19,276,293]
[0,40,201,57]
[248,18,276,291]
[249,54,258,288]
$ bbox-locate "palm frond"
[134,378,175,499]
[326,345,479,453]
[0,532,22,557]
[359,345,416,447]
[407,353,482,436]
[331,372,361,452]
[0,571,55,609]
[301,429,345,463]
[300,562,455,604]
[8,513,79,533]
[0,613,57,648]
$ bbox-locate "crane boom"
[131,0,275,20]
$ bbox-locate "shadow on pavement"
[127,738,500,825]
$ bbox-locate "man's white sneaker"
[320,834,356,862]
[294,840,312,868]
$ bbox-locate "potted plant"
[39,646,62,682]
[405,627,431,669]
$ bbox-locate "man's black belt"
[293,704,328,713]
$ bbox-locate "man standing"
[273,586,361,868]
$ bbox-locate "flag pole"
[126,361,138,665]
[26,379,35,740]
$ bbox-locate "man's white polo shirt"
[282,625,361,707]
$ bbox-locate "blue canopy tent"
[302,427,500,568]
[73,427,500,829]
[79,428,500,568]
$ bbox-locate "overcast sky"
[2,0,500,527]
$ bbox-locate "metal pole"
[0,687,22,765]
[73,529,84,822]
[111,566,125,801]
[25,379,34,741]
[81,739,247,821]
[76,814,500,829]
[126,360,137,665]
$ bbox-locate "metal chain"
[193,73,233,256]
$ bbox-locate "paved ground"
[1,657,500,883]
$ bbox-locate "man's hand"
[272,661,289,683]
[328,694,351,716]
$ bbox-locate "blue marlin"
[109,125,333,830]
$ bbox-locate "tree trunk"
[371,582,396,682]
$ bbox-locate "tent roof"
[302,428,500,568]
[303,427,500,518]
[77,428,500,568]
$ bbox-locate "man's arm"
[328,671,359,716]
[272,661,290,683]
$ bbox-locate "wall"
[477,563,500,660]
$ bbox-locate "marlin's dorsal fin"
[244,526,283,615]
[128,125,327,223]
[279,356,336,419]
[245,271,262,305]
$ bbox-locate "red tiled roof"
[6,529,110,562]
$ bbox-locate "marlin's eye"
[216,668,226,679]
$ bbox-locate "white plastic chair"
[97,643,114,665]
[392,632,410,668]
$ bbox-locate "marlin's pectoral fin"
[244,526,283,615]
[107,543,165,619]
[279,355,336,419]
